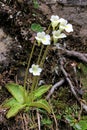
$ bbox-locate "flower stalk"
[24,42,35,89]
[40,45,49,68]
[34,45,50,89]
[25,15,73,92]
[37,44,44,64]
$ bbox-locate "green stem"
[34,77,39,90]
[31,76,37,92]
[31,44,44,91]
[53,38,58,44]
[37,44,44,64]
[24,43,35,89]
[46,24,51,33]
[35,45,49,89]
[40,45,49,68]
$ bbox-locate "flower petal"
[57,33,67,39]
[52,30,66,39]
[59,18,68,25]
[29,68,33,73]
[50,15,60,29]
[41,35,51,45]
[52,30,66,44]
[65,24,73,32]
[35,32,46,42]
[50,15,59,22]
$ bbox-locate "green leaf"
[31,23,43,32]
[65,115,74,124]
[33,0,39,9]
[27,85,51,103]
[78,63,87,87]
[29,99,51,113]
[77,120,87,130]
[3,98,18,108]
[78,63,87,76]
[41,118,52,125]
[74,123,81,130]
[34,85,52,100]
[6,104,26,119]
[6,83,27,104]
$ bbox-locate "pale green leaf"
[3,98,18,108]
[74,123,81,130]
[27,85,51,103]
[77,120,87,130]
[29,99,51,113]
[6,104,26,119]
[6,83,27,104]
[34,85,52,99]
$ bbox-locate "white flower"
[52,30,66,43]
[59,18,73,32]
[64,24,73,33]
[35,32,46,43]
[59,18,68,25]
[41,34,51,45]
[29,64,42,76]
[50,15,60,30]
[35,32,51,45]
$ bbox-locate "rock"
[45,0,87,6]
[46,0,57,4]
[0,29,11,65]
[47,1,87,52]
[0,28,23,71]
[57,0,87,6]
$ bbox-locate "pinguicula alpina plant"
[2,15,73,119]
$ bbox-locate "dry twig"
[57,47,87,64]
[37,109,41,130]
[59,57,87,112]
[46,78,65,100]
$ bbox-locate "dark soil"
[0,0,87,130]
